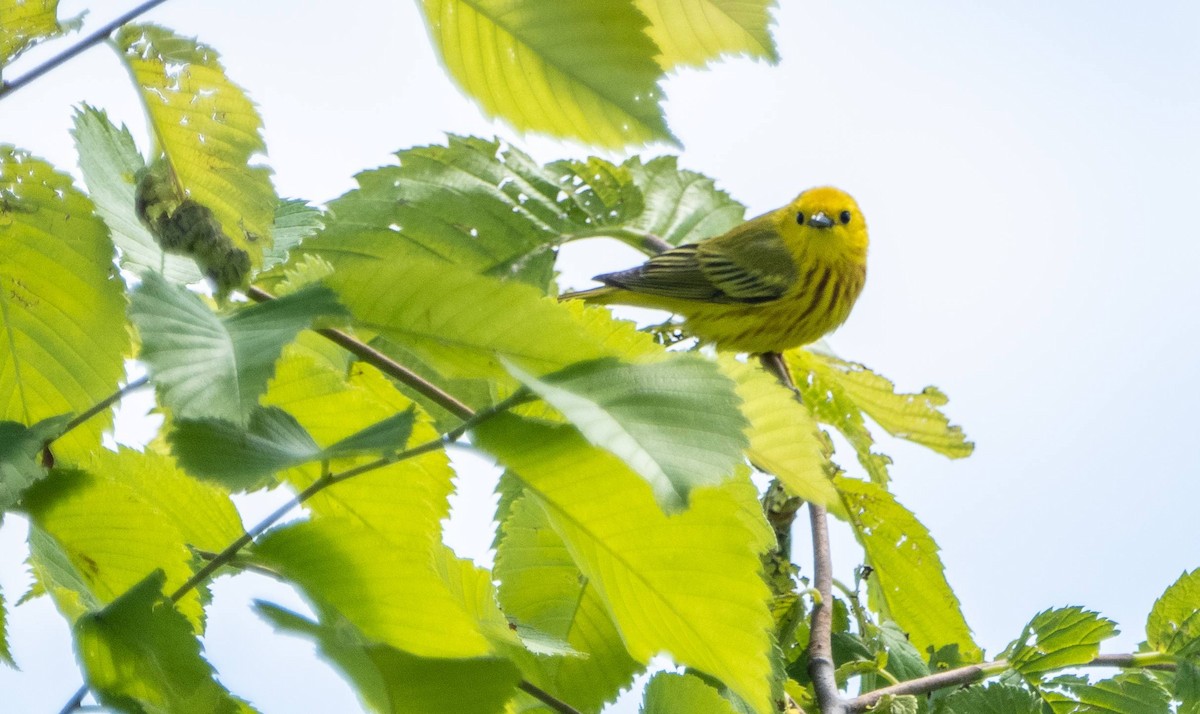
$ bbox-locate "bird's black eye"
[839,210,852,224]
[796,212,805,225]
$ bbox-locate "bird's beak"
[808,211,834,229]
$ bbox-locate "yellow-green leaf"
[0,0,81,71]
[477,415,776,713]
[1147,568,1200,656]
[112,24,276,266]
[641,671,739,714]
[633,0,779,68]
[418,0,675,148]
[837,477,981,662]
[0,148,129,462]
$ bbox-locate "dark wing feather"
[595,245,727,301]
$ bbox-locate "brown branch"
[246,286,474,419]
[58,375,150,439]
[0,0,172,102]
[807,503,844,713]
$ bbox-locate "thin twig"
[807,503,844,714]
[0,0,171,102]
[517,680,584,714]
[246,286,474,419]
[843,653,1177,712]
[57,376,151,439]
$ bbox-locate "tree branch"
[0,0,172,102]
[246,286,474,419]
[517,681,584,714]
[57,376,151,440]
[807,503,845,714]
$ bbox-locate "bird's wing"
[594,218,796,304]
[695,218,796,302]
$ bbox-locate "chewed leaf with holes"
[418,0,674,148]
[838,477,981,662]
[633,0,779,69]
[0,148,129,462]
[0,0,82,71]
[788,348,973,484]
[113,24,276,268]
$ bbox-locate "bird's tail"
[557,285,620,304]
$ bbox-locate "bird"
[560,186,869,354]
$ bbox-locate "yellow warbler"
[562,186,868,354]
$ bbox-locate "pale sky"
[2,1,1199,712]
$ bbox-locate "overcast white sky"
[2,1,1199,712]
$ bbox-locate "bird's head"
[780,186,869,261]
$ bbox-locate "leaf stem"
[517,680,583,714]
[246,286,475,420]
[56,376,151,441]
[0,0,171,102]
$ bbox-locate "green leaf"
[255,601,520,714]
[875,619,929,683]
[0,148,130,461]
[641,672,739,714]
[23,449,243,626]
[632,0,779,69]
[476,415,776,714]
[169,407,321,491]
[0,585,12,667]
[112,24,276,267]
[0,0,81,71]
[506,356,747,512]
[717,356,841,510]
[1175,659,1200,714]
[0,416,69,510]
[1041,671,1171,714]
[1147,568,1200,656]
[938,683,1043,714]
[624,155,746,247]
[418,0,674,147]
[1006,607,1118,679]
[495,494,641,710]
[255,517,494,659]
[837,477,981,662]
[75,570,253,714]
[72,104,204,284]
[263,199,323,270]
[788,350,974,484]
[129,274,345,424]
[325,407,417,457]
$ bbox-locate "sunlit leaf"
[837,477,981,662]
[717,356,840,510]
[496,494,641,711]
[1040,671,1171,714]
[256,601,520,714]
[1147,568,1200,656]
[0,586,11,667]
[0,148,129,461]
[0,416,68,510]
[476,415,776,714]
[72,104,204,283]
[130,274,346,424]
[623,155,745,247]
[939,683,1042,714]
[641,671,738,713]
[112,24,276,267]
[75,570,255,713]
[418,0,674,147]
[633,0,779,69]
[263,199,323,270]
[1006,607,1117,679]
[507,356,747,512]
[0,0,81,71]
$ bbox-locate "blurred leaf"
[169,407,321,491]
[76,571,254,713]
[495,494,641,711]
[476,415,776,714]
[1006,607,1117,679]
[1175,659,1200,714]
[641,672,739,713]
[417,1,674,147]
[0,586,11,667]
[624,155,745,246]
[112,24,276,267]
[255,517,493,659]
[256,601,519,714]
[506,356,747,512]
[0,0,81,71]
[263,199,323,270]
[0,148,130,461]
[633,0,779,69]
[718,356,840,510]
[0,416,68,510]
[1040,671,1170,714]
[72,104,204,283]
[130,274,346,424]
[24,448,243,627]
[1147,568,1200,656]
[837,477,981,662]
[938,683,1042,714]
[788,350,973,484]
